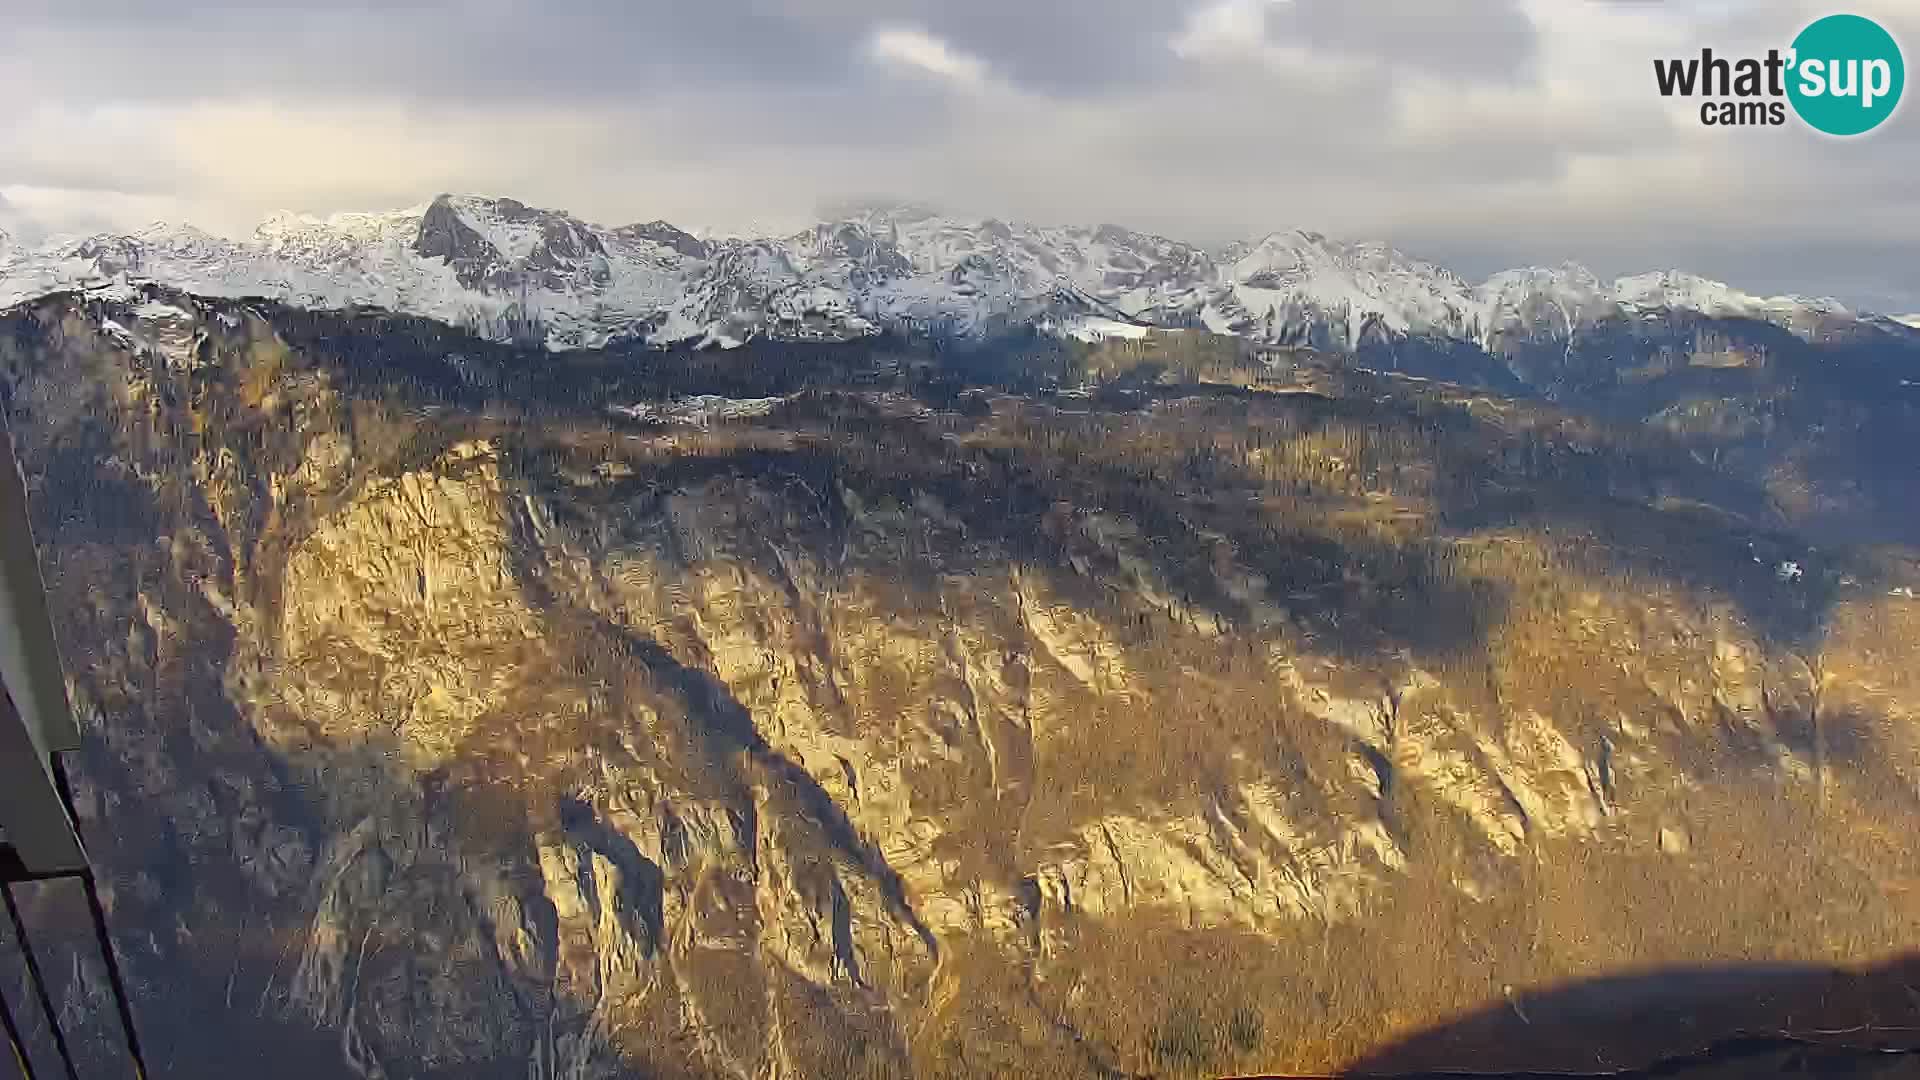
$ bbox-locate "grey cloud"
[1272,0,1541,82]
[7,0,1188,106]
[10,5,845,106]
[908,0,1192,93]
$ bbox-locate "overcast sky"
[2,0,1915,310]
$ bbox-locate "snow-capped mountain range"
[1,193,1913,354]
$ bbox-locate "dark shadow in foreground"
[1322,953,1920,1078]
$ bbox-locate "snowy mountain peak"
[412,194,617,291]
[1610,270,1854,322]
[255,204,427,242]
[1229,228,1340,255]
[824,199,945,229]
[0,192,1910,356]
[1214,230,1480,347]
[613,221,711,260]
[1612,269,1749,313]
[1483,262,1603,288]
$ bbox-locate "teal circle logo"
[1788,14,1904,136]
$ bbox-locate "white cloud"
[1170,0,1280,59]
[865,27,991,89]
[1168,0,1371,87]
[0,185,188,240]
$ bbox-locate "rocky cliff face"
[2,287,1918,1078]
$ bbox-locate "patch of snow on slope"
[1059,315,1155,342]
[611,395,787,426]
[446,197,552,262]
[133,299,194,322]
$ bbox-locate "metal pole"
[71,875,146,1080]
[50,758,150,1080]
[0,889,75,1080]
[0,986,40,1080]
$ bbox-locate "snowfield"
[610,395,789,426]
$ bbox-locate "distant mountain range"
[3,193,1917,356]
